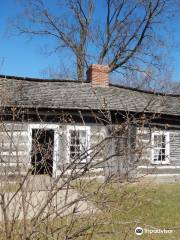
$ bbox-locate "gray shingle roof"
[0,75,180,116]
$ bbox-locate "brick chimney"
[86,64,110,87]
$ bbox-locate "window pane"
[154,135,161,147]
[153,133,167,163]
[161,135,166,149]
[69,129,88,161]
[161,148,166,161]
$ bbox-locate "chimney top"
[86,64,110,87]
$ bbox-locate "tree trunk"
[77,55,85,82]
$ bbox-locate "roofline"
[3,105,180,118]
[0,74,85,83]
[0,73,180,97]
[109,83,180,97]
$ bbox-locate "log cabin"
[1,64,180,181]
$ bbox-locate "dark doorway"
[31,129,54,176]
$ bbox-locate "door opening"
[31,129,54,176]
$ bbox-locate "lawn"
[1,180,180,240]
[74,180,180,240]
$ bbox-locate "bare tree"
[12,0,179,81]
[114,66,180,94]
[14,0,94,81]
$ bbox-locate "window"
[152,131,170,164]
[67,126,90,162]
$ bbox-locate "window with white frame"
[67,126,90,162]
[152,131,170,164]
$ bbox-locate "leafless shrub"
[0,89,174,239]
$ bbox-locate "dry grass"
[1,180,180,239]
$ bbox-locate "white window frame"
[151,131,170,165]
[28,124,59,177]
[66,125,90,163]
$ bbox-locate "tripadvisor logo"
[135,227,143,236]
[135,226,173,235]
